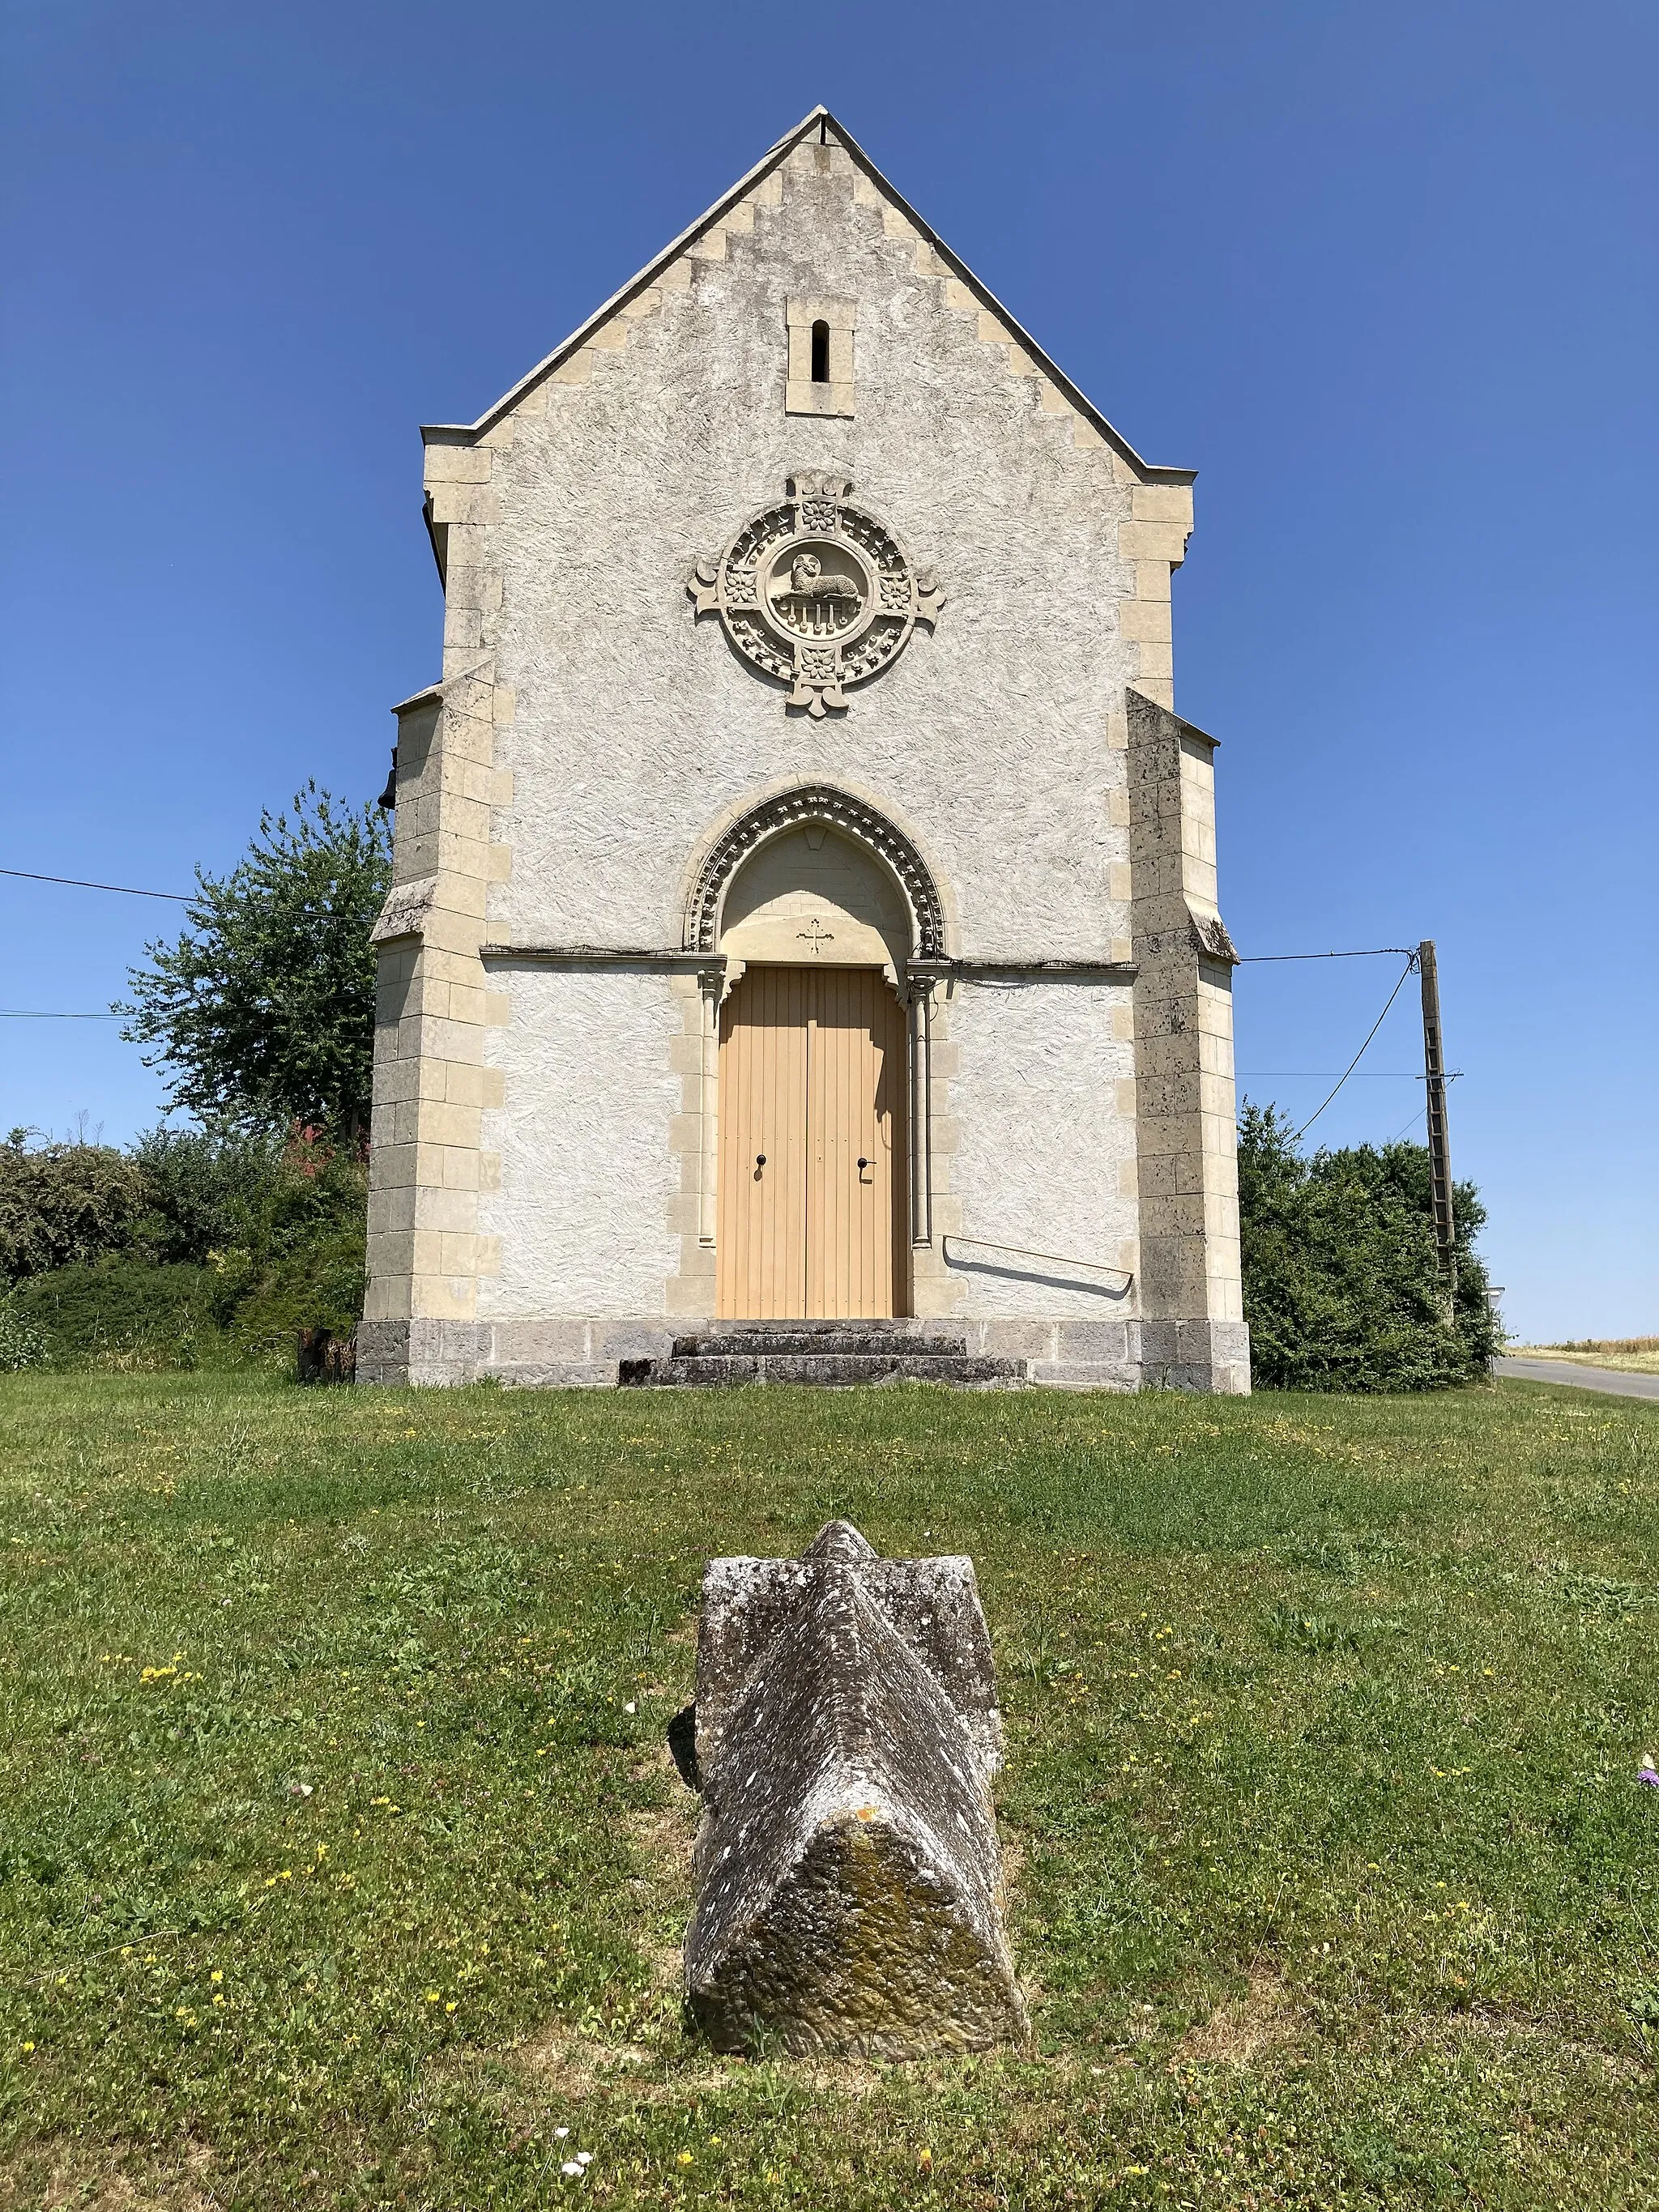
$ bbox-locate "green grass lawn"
[2,1374,1657,2210]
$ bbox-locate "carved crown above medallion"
[688,474,944,718]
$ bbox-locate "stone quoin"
[359,106,1249,1392]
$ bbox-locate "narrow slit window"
[786,298,855,415]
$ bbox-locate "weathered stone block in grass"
[684,1519,1027,2058]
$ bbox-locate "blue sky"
[2,0,1653,1343]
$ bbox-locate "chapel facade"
[360,109,1250,1392]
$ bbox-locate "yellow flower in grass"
[677,2150,693,2167]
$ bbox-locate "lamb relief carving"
[689,473,944,717]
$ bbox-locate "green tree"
[130,1124,286,1264]
[118,785,390,1140]
[1237,1101,1500,1392]
[0,1130,147,1281]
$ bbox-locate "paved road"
[1495,1356,1659,1400]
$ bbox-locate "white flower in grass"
[577,2151,593,2165]
[554,2127,569,2138]
[561,2159,582,2178]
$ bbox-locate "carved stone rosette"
[689,473,944,717]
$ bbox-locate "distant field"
[1515,1339,1659,1375]
[1,1372,1657,2210]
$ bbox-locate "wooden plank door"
[806,967,908,1319]
[716,966,809,1319]
[716,965,907,1321]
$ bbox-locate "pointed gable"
[422,107,1193,491]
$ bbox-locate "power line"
[1239,1070,1461,1080]
[1237,946,1416,963]
[0,1009,122,1021]
[0,866,190,902]
[1290,960,1416,1142]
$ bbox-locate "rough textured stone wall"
[480,970,685,1315]
[933,976,1138,1312]
[482,141,1154,961]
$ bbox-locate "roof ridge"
[420,105,1193,485]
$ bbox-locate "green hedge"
[0,1127,367,1371]
[0,1133,147,1278]
[6,1259,222,1370]
[1238,1102,1500,1392]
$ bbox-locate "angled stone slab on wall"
[684,1520,1026,2058]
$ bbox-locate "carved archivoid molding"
[685,784,946,957]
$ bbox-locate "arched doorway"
[713,823,913,1319]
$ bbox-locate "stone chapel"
[359,108,1250,1392]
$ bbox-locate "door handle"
[857,1157,870,1170]
[755,1153,766,1167]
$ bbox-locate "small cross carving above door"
[797,919,835,955]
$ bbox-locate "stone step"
[673,1330,970,1359]
[620,1351,1029,1390]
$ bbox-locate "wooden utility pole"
[1417,940,1456,1311]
